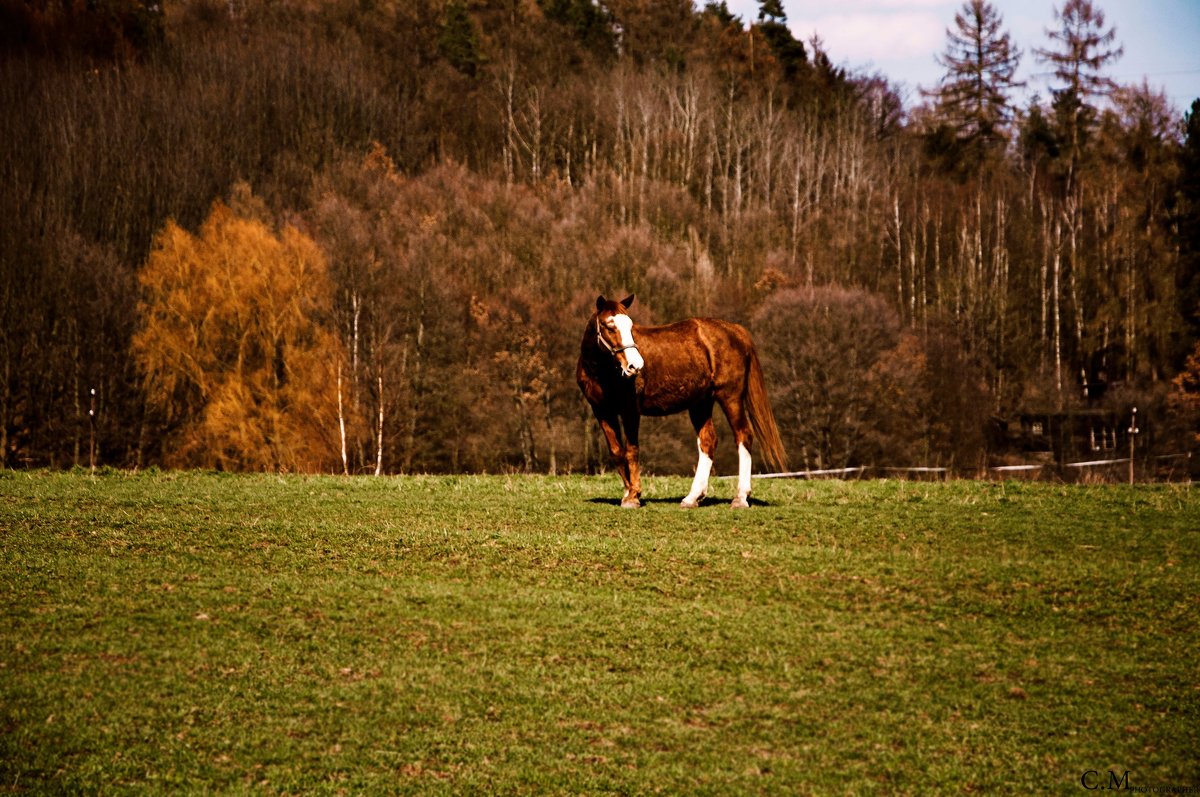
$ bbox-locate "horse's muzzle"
[619,347,644,378]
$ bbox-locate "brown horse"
[577,295,787,509]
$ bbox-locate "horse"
[577,294,787,509]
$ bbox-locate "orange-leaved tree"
[1172,342,1200,445]
[133,195,341,471]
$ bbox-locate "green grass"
[1,471,1197,794]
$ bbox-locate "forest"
[1,0,1198,477]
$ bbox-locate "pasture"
[1,471,1197,793]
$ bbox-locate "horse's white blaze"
[736,442,752,501]
[612,313,644,371]
[683,442,713,505]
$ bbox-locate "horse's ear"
[596,295,607,313]
[620,294,635,309]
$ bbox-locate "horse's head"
[594,294,645,378]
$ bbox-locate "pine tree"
[927,0,1022,149]
[702,1,738,27]
[539,0,618,58]
[438,0,484,77]
[1178,100,1200,349]
[1034,0,1122,167]
[757,0,784,22]
[756,0,807,81]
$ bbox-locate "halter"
[596,318,640,356]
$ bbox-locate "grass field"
[1,471,1197,794]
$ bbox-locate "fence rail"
[722,452,1193,481]
[1063,457,1130,468]
[718,467,865,480]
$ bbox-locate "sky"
[724,0,1200,114]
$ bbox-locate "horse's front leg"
[595,412,636,507]
[621,412,642,508]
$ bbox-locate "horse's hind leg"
[732,436,753,509]
[681,401,717,509]
[718,395,754,509]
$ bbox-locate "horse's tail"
[745,347,788,473]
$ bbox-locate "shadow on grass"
[587,496,773,508]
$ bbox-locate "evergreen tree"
[438,0,484,77]
[926,0,1022,150]
[702,1,738,27]
[757,0,784,22]
[756,0,807,82]
[1034,0,1122,167]
[539,0,618,58]
[1018,95,1060,166]
[1178,100,1200,348]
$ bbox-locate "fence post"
[1127,407,1138,485]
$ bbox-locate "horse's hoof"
[730,496,750,509]
[680,498,700,509]
[620,498,642,509]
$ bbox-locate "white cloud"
[819,0,949,9]
[789,10,946,62]
[726,0,949,15]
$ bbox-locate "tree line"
[1,0,1197,475]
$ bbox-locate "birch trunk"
[1040,201,1050,373]
[374,374,384,476]
[1053,217,1064,402]
[337,359,349,475]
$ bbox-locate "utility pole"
[1127,406,1138,485]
